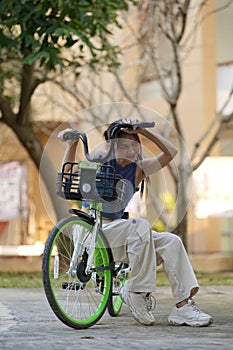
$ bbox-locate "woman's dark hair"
[103,119,148,197]
[103,120,122,141]
[103,119,140,144]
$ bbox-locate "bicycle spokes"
[42,217,113,329]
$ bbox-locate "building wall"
[0,0,232,271]
[0,124,53,250]
[138,1,233,259]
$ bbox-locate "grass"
[0,272,43,288]
[0,270,232,288]
[156,271,233,287]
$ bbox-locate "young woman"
[58,119,212,327]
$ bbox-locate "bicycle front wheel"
[42,216,112,329]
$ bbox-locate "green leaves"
[0,0,134,72]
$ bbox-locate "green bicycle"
[42,121,154,329]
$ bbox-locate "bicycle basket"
[56,161,127,203]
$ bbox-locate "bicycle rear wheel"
[42,216,113,329]
[108,263,129,317]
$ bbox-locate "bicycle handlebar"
[60,121,156,163]
[109,121,155,140]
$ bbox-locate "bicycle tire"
[108,263,129,317]
[42,216,113,329]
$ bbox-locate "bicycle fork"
[67,221,98,278]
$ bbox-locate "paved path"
[0,286,233,350]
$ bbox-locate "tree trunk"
[2,118,69,221]
[174,159,192,248]
[174,212,188,248]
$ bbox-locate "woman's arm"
[62,142,79,170]
[58,129,79,172]
[136,128,178,180]
[58,128,108,172]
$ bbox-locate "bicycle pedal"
[62,282,82,290]
[95,287,103,295]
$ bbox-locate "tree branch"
[18,63,44,125]
[192,123,222,171]
[176,0,191,43]
[191,84,233,161]
[0,93,15,121]
[192,111,233,171]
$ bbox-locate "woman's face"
[114,134,140,165]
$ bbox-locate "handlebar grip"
[63,130,81,142]
[131,121,156,129]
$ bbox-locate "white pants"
[102,217,199,304]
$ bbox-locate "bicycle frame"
[42,120,155,329]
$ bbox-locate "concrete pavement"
[0,286,233,350]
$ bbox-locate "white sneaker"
[120,286,155,325]
[168,299,213,327]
